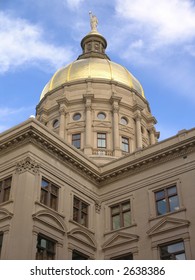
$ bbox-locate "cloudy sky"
[1,0,195,140]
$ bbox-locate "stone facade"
[0,26,194,260]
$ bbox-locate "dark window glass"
[40,178,59,211]
[53,119,59,128]
[72,133,81,149]
[72,250,89,260]
[111,253,133,260]
[73,196,88,227]
[0,233,3,258]
[122,137,129,152]
[111,201,131,230]
[160,241,186,260]
[73,113,81,121]
[97,112,106,120]
[120,117,128,125]
[97,133,106,148]
[36,235,56,260]
[155,185,179,216]
[0,177,12,203]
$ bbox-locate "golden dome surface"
[40,58,144,100]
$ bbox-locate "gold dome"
[40,58,144,100]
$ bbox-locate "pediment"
[68,122,84,129]
[0,209,13,221]
[147,217,190,236]
[33,210,66,233]
[93,122,111,128]
[68,228,96,249]
[102,232,139,250]
[120,126,133,133]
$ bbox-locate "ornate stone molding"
[16,156,40,174]
[95,201,101,213]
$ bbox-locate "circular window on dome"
[53,119,60,128]
[73,113,81,121]
[120,117,128,125]
[97,112,106,120]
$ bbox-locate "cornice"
[1,119,195,186]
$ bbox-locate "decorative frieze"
[16,157,40,174]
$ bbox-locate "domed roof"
[40,15,145,100]
[40,58,144,100]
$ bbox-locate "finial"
[89,11,98,32]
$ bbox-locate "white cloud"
[115,0,195,47]
[0,12,74,74]
[65,0,84,10]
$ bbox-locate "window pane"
[111,206,119,214]
[73,198,80,208]
[50,194,57,210]
[157,199,166,215]
[167,186,177,196]
[97,113,106,120]
[73,208,79,222]
[41,179,49,189]
[167,242,184,253]
[123,211,131,227]
[122,202,130,211]
[81,212,87,226]
[40,189,47,205]
[51,185,58,196]
[169,195,179,212]
[175,253,186,260]
[112,215,120,230]
[4,178,12,187]
[81,202,88,213]
[72,250,89,260]
[155,190,165,200]
[3,188,10,202]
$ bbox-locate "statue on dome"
[89,11,98,31]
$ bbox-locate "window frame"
[40,178,59,211]
[155,185,179,216]
[72,133,81,149]
[110,200,131,230]
[36,234,56,260]
[73,196,88,227]
[159,240,186,260]
[111,253,133,260]
[0,233,3,259]
[121,136,129,152]
[72,249,89,260]
[0,177,12,203]
[97,132,106,148]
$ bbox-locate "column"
[111,96,122,157]
[149,127,156,145]
[135,111,142,149]
[59,104,66,139]
[84,94,93,155]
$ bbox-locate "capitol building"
[0,16,195,260]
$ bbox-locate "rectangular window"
[0,177,12,203]
[122,137,129,152]
[0,233,3,259]
[159,240,186,260]
[155,185,179,216]
[97,133,106,148]
[73,196,88,227]
[36,234,56,260]
[72,250,89,260]
[72,133,81,149]
[111,201,131,230]
[111,253,133,260]
[40,178,59,211]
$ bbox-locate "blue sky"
[0,0,195,140]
